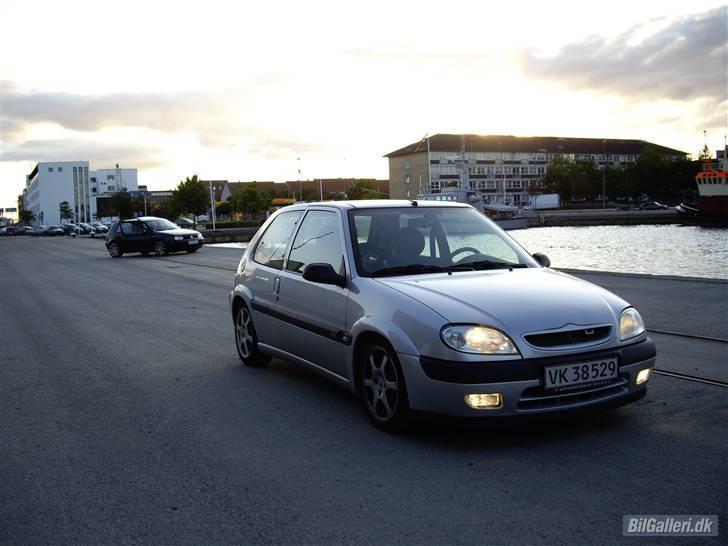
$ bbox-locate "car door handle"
[273,278,280,295]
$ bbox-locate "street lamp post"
[602,139,606,208]
[297,157,302,202]
[208,181,217,231]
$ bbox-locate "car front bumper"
[168,238,204,251]
[401,338,656,417]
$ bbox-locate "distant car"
[0,227,14,236]
[44,225,65,236]
[30,226,47,237]
[195,215,209,223]
[79,223,94,234]
[230,200,655,431]
[638,202,668,210]
[61,223,80,235]
[90,222,108,238]
[174,218,195,228]
[105,216,204,258]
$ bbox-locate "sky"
[1,0,726,207]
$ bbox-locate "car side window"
[286,210,344,275]
[120,222,144,235]
[253,211,303,270]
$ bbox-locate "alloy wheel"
[235,306,254,359]
[154,241,167,256]
[362,346,401,422]
[108,242,120,257]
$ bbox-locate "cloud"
[3,138,166,168]
[523,7,727,103]
[2,84,244,142]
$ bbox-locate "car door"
[276,209,349,378]
[247,210,304,349]
[119,221,146,252]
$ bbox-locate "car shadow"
[240,356,634,448]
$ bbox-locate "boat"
[677,151,728,226]
[415,188,529,230]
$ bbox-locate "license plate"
[188,240,197,245]
[544,358,618,391]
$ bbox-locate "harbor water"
[209,224,728,280]
[508,224,728,280]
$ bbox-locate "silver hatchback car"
[230,201,656,431]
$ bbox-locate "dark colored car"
[61,223,81,235]
[638,201,668,210]
[44,225,65,236]
[105,216,204,258]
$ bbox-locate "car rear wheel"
[358,339,410,432]
[107,242,123,258]
[235,302,270,367]
[154,240,168,256]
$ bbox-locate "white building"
[23,162,138,226]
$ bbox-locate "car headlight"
[441,325,519,355]
[619,308,645,340]
[174,236,183,241]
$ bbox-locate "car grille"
[517,375,629,412]
[524,326,612,348]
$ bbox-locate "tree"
[109,192,134,220]
[19,210,35,225]
[347,179,382,200]
[59,201,74,221]
[216,201,233,217]
[698,144,712,161]
[231,182,271,216]
[172,175,209,223]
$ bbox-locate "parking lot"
[1,237,725,544]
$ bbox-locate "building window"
[404,159,411,169]
[107,175,115,181]
[48,167,54,172]
[58,167,63,172]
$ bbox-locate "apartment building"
[385,134,688,204]
[23,162,138,225]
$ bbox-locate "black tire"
[187,248,198,253]
[107,241,123,258]
[154,240,168,256]
[234,301,271,367]
[357,339,410,432]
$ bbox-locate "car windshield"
[349,206,537,277]
[145,219,178,231]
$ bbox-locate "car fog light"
[636,368,652,385]
[464,393,503,409]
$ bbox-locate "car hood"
[376,268,628,333]
[157,228,201,236]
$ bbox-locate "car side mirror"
[303,263,346,287]
[532,253,550,267]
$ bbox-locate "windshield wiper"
[372,263,475,277]
[466,259,528,270]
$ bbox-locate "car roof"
[278,199,471,212]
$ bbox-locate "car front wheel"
[358,339,410,432]
[235,302,270,367]
[107,242,123,258]
[154,240,168,256]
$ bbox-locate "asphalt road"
[1,237,726,544]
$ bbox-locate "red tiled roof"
[385,134,688,158]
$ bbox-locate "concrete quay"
[1,237,725,545]
[528,208,680,227]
